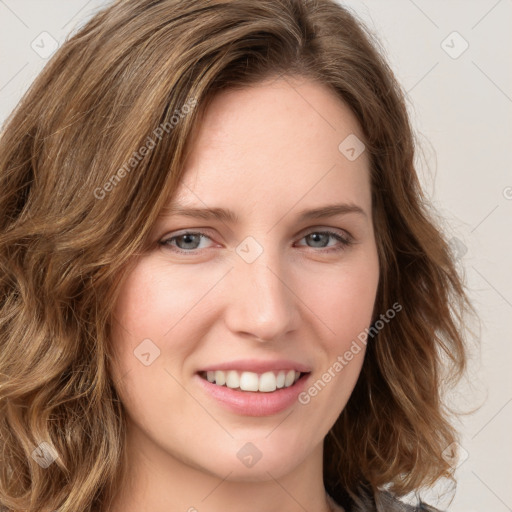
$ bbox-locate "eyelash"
[159,230,354,255]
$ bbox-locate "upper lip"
[198,359,312,374]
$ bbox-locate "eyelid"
[298,225,352,240]
[159,226,355,254]
[161,225,352,240]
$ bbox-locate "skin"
[108,76,380,512]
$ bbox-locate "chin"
[197,440,312,481]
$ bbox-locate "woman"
[0,0,476,511]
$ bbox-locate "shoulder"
[327,488,443,512]
[374,491,443,512]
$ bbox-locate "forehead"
[168,77,371,220]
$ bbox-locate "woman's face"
[110,76,379,483]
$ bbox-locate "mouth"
[196,367,312,416]
[198,369,310,393]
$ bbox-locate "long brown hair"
[0,0,476,510]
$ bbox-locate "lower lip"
[195,373,311,417]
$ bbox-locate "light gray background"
[1,1,511,510]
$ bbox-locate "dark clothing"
[328,484,442,511]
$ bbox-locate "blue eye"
[297,231,353,251]
[159,230,353,255]
[160,232,211,252]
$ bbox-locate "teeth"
[240,371,259,391]
[203,370,303,392]
[214,370,225,386]
[284,369,296,387]
[276,371,285,388]
[225,370,239,389]
[257,371,274,392]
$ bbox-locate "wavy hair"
[0,0,476,510]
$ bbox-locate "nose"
[223,244,299,342]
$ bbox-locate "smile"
[199,369,305,393]
[196,369,311,416]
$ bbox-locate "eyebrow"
[161,203,367,223]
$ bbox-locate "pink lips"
[198,358,312,374]
[195,359,312,417]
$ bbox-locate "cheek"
[109,258,227,386]
[299,263,377,413]
[113,262,177,336]
[111,258,218,344]
[109,262,174,381]
[300,255,379,347]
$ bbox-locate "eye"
[159,229,354,255]
[159,232,214,253]
[296,230,353,252]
